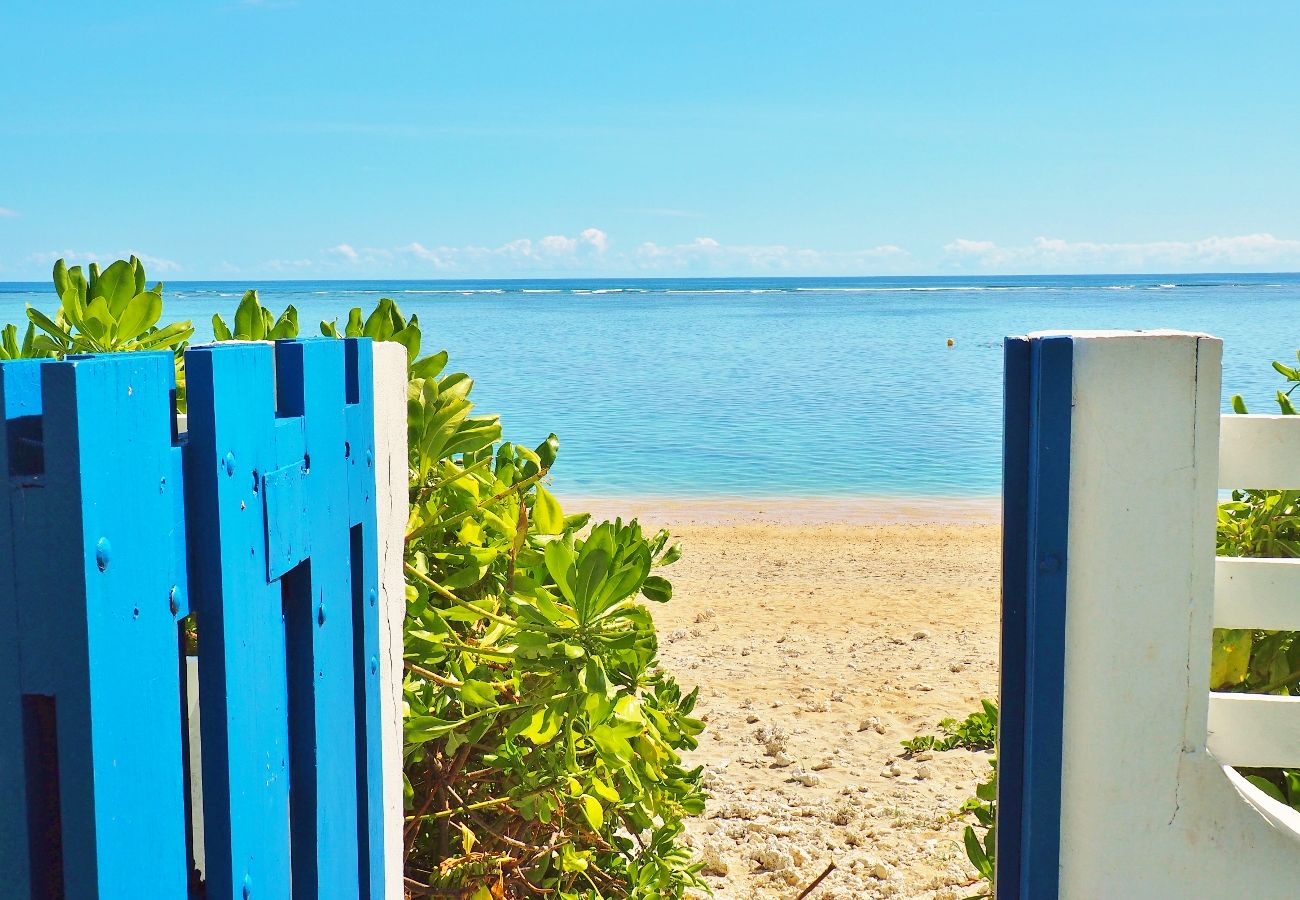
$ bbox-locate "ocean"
[1,274,1296,498]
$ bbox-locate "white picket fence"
[1210,415,1300,797]
[999,330,1300,898]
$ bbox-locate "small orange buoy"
[946,338,954,347]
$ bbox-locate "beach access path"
[572,497,1000,900]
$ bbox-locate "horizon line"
[2,270,1299,286]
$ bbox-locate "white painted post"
[1005,331,1300,897]
[371,342,409,899]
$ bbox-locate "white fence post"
[372,342,409,899]
[999,330,1300,898]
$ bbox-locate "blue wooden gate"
[0,339,386,899]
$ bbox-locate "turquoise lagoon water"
[0,274,1296,498]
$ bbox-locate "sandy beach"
[573,497,1002,899]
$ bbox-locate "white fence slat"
[372,342,409,900]
[1214,557,1300,631]
[1207,692,1300,768]
[1219,414,1300,489]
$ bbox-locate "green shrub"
[900,700,997,755]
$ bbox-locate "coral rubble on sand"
[649,518,1000,899]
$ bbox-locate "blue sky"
[2,1,1299,279]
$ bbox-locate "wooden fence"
[0,339,408,899]
[1000,330,1300,898]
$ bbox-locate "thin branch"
[406,469,547,543]
[795,861,836,899]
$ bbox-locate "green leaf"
[59,286,87,332]
[518,707,562,745]
[116,291,163,343]
[580,794,604,832]
[1246,774,1287,803]
[20,322,36,357]
[134,321,195,350]
[212,314,233,342]
[391,321,422,360]
[656,542,683,567]
[589,776,619,804]
[1210,628,1253,689]
[234,290,262,340]
[83,297,114,343]
[66,265,87,305]
[460,679,498,708]
[404,715,459,743]
[535,433,560,471]
[589,722,637,767]
[27,306,73,345]
[613,695,643,725]
[545,540,578,602]
[533,485,564,535]
[93,260,139,317]
[52,259,70,298]
[269,305,299,340]
[0,324,16,359]
[345,307,364,337]
[964,825,990,876]
[574,548,610,622]
[641,575,673,603]
[365,300,396,341]
[130,255,146,296]
[411,350,448,381]
[1273,360,1300,381]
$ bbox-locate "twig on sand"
[794,861,836,899]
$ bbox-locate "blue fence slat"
[998,335,1073,898]
[0,358,48,899]
[275,339,362,898]
[344,337,384,900]
[185,342,293,900]
[998,337,1031,894]
[0,353,190,898]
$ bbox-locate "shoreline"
[556,493,1002,527]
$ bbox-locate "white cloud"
[580,227,609,253]
[318,228,615,275]
[26,250,180,273]
[536,234,576,255]
[631,237,908,274]
[310,229,909,276]
[0,207,17,218]
[404,242,446,266]
[943,233,1300,273]
[262,257,315,271]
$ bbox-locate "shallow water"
[2,274,1296,497]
